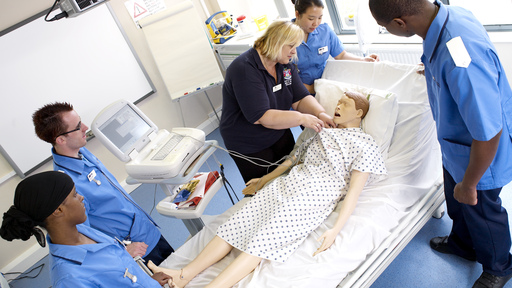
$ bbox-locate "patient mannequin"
[149,91,387,288]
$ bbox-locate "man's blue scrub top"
[49,224,161,288]
[52,147,161,255]
[295,22,345,85]
[421,1,512,189]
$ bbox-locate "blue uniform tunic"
[422,1,512,276]
[421,2,512,190]
[49,224,161,288]
[52,147,161,257]
[294,22,345,85]
[220,48,310,154]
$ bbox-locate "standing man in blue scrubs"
[369,0,512,287]
[32,102,174,266]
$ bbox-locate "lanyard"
[429,7,450,63]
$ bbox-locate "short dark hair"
[369,0,424,24]
[32,102,74,145]
[291,0,324,16]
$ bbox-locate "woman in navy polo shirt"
[292,0,379,94]
[220,20,335,183]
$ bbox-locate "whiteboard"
[0,4,155,177]
[139,0,224,100]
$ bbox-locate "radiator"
[344,44,423,65]
[215,43,424,71]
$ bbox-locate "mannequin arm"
[242,157,296,195]
[313,170,370,256]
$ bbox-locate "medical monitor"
[92,100,157,162]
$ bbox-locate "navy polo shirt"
[220,48,310,154]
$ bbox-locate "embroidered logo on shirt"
[283,68,292,86]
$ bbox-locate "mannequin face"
[295,6,323,34]
[333,93,363,127]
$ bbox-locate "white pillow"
[314,78,398,159]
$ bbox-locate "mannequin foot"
[147,261,190,288]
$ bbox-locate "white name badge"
[318,46,328,55]
[273,84,282,92]
[446,36,471,68]
[87,170,97,182]
[87,170,101,185]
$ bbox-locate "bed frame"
[327,60,445,287]
[338,181,445,287]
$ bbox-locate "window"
[214,0,512,35]
[449,0,512,29]
[328,0,358,32]
[329,0,512,33]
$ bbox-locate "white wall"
[0,0,223,273]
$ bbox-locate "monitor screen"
[98,104,152,154]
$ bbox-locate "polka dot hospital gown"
[217,128,387,263]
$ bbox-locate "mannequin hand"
[313,229,338,256]
[243,178,261,195]
[126,242,148,258]
[454,182,478,205]
[302,114,324,132]
[151,272,171,286]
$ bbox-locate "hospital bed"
[158,60,445,288]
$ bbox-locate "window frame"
[267,0,512,34]
[322,0,512,35]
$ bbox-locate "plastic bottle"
[236,15,249,33]
[229,15,237,28]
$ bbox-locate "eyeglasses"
[54,121,81,140]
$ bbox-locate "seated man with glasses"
[32,102,174,265]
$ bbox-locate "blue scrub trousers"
[444,167,512,276]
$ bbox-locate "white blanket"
[160,61,442,288]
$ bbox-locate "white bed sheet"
[159,61,443,288]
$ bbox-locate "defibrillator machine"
[91,100,207,180]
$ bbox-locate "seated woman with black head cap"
[0,171,170,288]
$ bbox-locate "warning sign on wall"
[124,0,166,27]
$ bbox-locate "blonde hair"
[253,20,304,62]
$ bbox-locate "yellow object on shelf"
[206,11,237,44]
[254,15,269,31]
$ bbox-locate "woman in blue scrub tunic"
[0,171,169,288]
[292,0,379,94]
